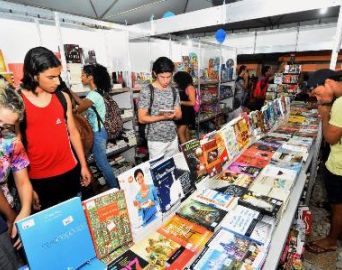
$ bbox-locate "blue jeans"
[92,128,119,188]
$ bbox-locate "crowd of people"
[1,45,342,268]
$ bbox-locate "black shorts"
[31,165,81,210]
[324,167,342,204]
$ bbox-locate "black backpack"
[138,84,177,144]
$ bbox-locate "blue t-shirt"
[86,91,106,132]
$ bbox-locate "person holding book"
[0,78,33,269]
[70,64,120,189]
[173,71,196,144]
[133,168,159,226]
[138,57,182,159]
[19,47,91,210]
[305,69,342,254]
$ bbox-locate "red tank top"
[22,93,77,179]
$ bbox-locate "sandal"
[305,241,337,254]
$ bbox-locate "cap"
[307,69,342,90]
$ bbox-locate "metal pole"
[54,12,69,84]
[330,2,342,70]
[34,18,43,46]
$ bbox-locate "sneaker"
[98,177,106,186]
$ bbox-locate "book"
[232,117,250,150]
[118,161,162,241]
[199,138,222,177]
[130,231,196,270]
[235,154,270,169]
[108,249,149,270]
[227,162,262,178]
[82,189,133,259]
[272,148,304,165]
[16,198,106,270]
[243,143,275,161]
[218,124,240,160]
[238,191,283,219]
[214,185,248,198]
[194,189,237,211]
[177,199,228,231]
[64,44,82,63]
[150,156,186,213]
[211,169,253,188]
[214,131,229,167]
[181,139,207,183]
[259,164,298,183]
[157,215,213,253]
[172,152,195,198]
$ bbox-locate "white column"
[330,3,342,69]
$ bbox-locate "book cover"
[181,139,207,183]
[172,152,195,198]
[259,135,289,145]
[157,215,213,253]
[260,164,298,182]
[177,199,228,231]
[214,131,229,167]
[64,44,82,63]
[16,198,106,270]
[221,205,261,236]
[243,143,275,161]
[238,191,283,218]
[118,161,162,240]
[235,154,270,169]
[232,117,250,150]
[271,148,304,165]
[218,124,240,160]
[108,249,149,270]
[215,184,248,197]
[194,189,236,211]
[199,138,223,177]
[130,231,195,270]
[82,189,133,259]
[213,169,253,188]
[150,156,185,213]
[249,220,273,245]
[227,162,261,178]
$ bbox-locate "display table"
[263,126,322,269]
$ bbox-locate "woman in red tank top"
[20,47,92,210]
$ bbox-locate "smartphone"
[159,109,175,114]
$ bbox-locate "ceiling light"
[320,7,328,14]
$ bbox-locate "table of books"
[15,98,321,270]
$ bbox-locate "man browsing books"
[305,69,342,254]
[138,57,182,159]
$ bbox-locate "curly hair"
[83,64,111,93]
[21,47,61,92]
[0,76,25,121]
[173,71,193,91]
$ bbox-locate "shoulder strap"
[171,86,176,106]
[55,90,67,120]
[91,106,104,131]
[148,84,154,114]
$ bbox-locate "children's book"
[157,215,213,253]
[177,199,228,231]
[16,197,106,270]
[181,139,207,183]
[82,189,133,260]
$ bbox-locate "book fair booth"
[0,0,341,269]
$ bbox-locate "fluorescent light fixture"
[187,35,192,47]
[320,7,328,14]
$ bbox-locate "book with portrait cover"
[82,189,133,260]
[107,249,149,270]
[16,198,106,270]
[157,215,213,253]
[177,199,228,231]
[118,160,162,242]
[150,156,185,213]
[130,231,196,270]
[181,139,207,184]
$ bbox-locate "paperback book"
[194,189,237,211]
[177,199,228,231]
[199,138,223,177]
[227,162,262,178]
[218,123,240,160]
[212,169,253,188]
[108,249,149,270]
[82,189,133,259]
[214,184,249,198]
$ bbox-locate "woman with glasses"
[0,78,33,269]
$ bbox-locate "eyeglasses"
[0,124,16,139]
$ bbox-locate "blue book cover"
[150,157,185,213]
[16,197,106,270]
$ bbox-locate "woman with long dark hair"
[19,46,91,210]
[174,71,196,144]
[70,64,119,189]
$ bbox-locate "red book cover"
[236,154,270,169]
[200,138,222,177]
